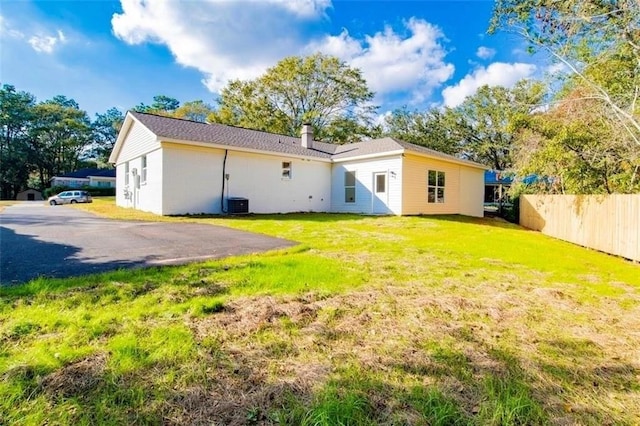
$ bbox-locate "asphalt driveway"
[0,202,296,285]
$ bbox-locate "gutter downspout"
[221,150,228,214]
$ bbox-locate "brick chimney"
[301,123,313,149]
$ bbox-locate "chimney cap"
[302,122,312,127]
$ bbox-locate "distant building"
[484,170,513,204]
[50,168,116,188]
[16,188,43,201]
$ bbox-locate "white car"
[48,190,93,205]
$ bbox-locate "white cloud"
[476,46,496,60]
[269,0,332,18]
[442,62,536,107]
[28,30,66,53]
[0,15,25,39]
[2,14,67,54]
[112,3,454,102]
[307,18,454,101]
[112,0,332,92]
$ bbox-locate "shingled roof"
[58,168,116,178]
[131,112,334,159]
[127,112,486,169]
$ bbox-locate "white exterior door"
[372,172,388,213]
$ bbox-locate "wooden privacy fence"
[520,194,640,262]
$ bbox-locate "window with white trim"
[124,162,129,186]
[141,155,147,184]
[344,171,356,203]
[428,170,445,203]
[282,161,291,179]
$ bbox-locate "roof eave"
[159,138,333,162]
[331,150,405,163]
[108,112,137,164]
[403,150,489,170]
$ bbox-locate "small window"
[141,156,147,183]
[345,171,356,203]
[282,161,291,179]
[428,170,445,203]
[125,162,130,186]
[375,174,386,193]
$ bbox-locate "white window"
[428,170,445,203]
[124,162,129,186]
[375,174,386,193]
[282,161,291,179]
[141,156,147,184]
[344,171,356,203]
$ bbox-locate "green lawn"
[1,200,639,425]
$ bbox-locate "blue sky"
[0,0,540,119]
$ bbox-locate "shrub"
[499,195,520,224]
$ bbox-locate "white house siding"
[161,144,225,215]
[458,166,484,217]
[115,149,162,213]
[51,177,88,188]
[115,162,128,208]
[136,149,163,214]
[225,151,331,214]
[116,121,161,163]
[161,143,332,215]
[331,155,403,215]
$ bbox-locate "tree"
[28,96,93,189]
[133,95,181,116]
[0,84,35,199]
[490,0,640,146]
[384,107,460,155]
[514,87,640,194]
[209,53,378,144]
[92,107,124,163]
[173,100,215,123]
[450,81,545,170]
[384,81,544,169]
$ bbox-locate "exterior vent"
[227,197,249,214]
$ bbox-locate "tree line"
[2,1,638,199]
[0,87,123,200]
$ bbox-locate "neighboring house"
[484,170,513,204]
[108,112,488,217]
[16,188,43,201]
[50,168,116,188]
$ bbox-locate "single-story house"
[50,168,116,188]
[16,188,43,201]
[108,112,488,217]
